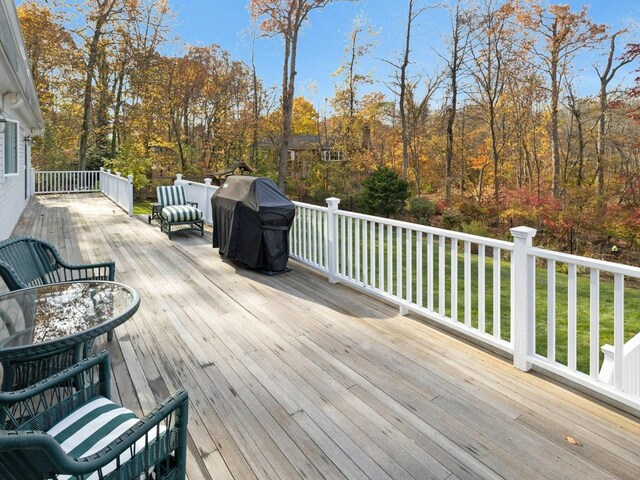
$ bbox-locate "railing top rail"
[530,246,640,278]
[178,180,216,186]
[35,170,99,174]
[100,170,132,182]
[335,209,514,250]
[293,201,329,212]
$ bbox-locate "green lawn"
[329,224,640,374]
[133,200,153,216]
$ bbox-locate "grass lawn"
[133,200,154,216]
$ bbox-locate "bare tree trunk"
[597,80,607,195]
[399,0,414,181]
[111,71,125,156]
[489,102,500,202]
[78,29,103,170]
[595,32,636,196]
[278,27,295,192]
[566,86,585,187]
[550,53,561,197]
[444,4,468,203]
[251,34,259,166]
[460,102,466,194]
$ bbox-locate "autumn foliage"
[17,0,640,263]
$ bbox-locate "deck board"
[11,193,640,480]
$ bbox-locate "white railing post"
[204,178,212,223]
[30,167,35,196]
[326,197,341,284]
[127,174,134,217]
[115,172,122,206]
[510,226,537,372]
[174,174,183,186]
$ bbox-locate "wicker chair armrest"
[187,201,198,208]
[74,389,189,468]
[57,260,116,280]
[0,351,110,404]
[35,238,115,281]
[0,259,28,290]
[0,389,188,478]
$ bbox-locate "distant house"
[259,134,345,178]
[0,0,44,240]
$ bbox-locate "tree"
[77,0,122,170]
[250,0,355,192]
[442,2,472,202]
[595,31,639,196]
[518,2,605,198]
[468,0,518,203]
[18,2,81,171]
[331,14,376,155]
[359,167,410,217]
[629,43,640,102]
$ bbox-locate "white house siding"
[0,0,43,240]
[0,123,28,239]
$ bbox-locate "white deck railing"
[33,168,133,217]
[523,244,640,406]
[33,170,100,194]
[295,199,640,412]
[99,168,133,216]
[171,176,640,413]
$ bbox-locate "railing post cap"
[107,169,112,173]
[176,174,183,181]
[204,178,212,185]
[127,174,133,181]
[510,226,537,238]
[326,197,341,206]
[116,172,122,177]
[100,167,104,171]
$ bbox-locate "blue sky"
[167,1,638,107]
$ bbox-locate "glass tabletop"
[0,282,139,350]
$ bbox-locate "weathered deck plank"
[11,193,640,480]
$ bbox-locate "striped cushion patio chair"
[156,185,204,239]
[0,351,189,480]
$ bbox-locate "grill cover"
[211,176,295,273]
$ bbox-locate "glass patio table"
[0,281,140,391]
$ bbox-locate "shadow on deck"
[11,193,640,480]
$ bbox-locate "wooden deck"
[11,193,640,480]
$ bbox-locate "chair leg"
[107,330,114,342]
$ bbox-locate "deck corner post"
[204,178,212,223]
[510,226,537,372]
[127,175,134,217]
[326,197,341,284]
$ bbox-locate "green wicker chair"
[0,236,117,341]
[0,236,115,292]
[0,351,189,480]
[156,185,204,239]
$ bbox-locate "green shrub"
[359,167,410,218]
[442,208,463,230]
[461,220,491,237]
[407,197,436,224]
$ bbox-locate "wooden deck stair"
[11,193,640,480]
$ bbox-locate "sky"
[165,1,638,109]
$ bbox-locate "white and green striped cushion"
[47,396,164,480]
[161,205,203,223]
[157,185,187,206]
